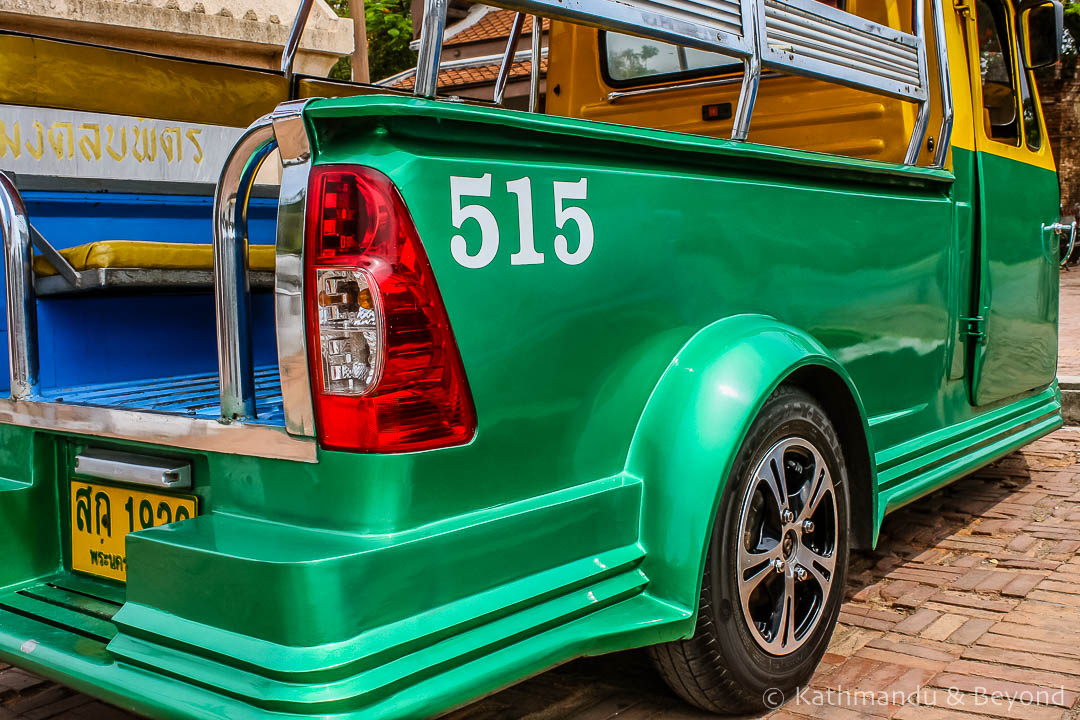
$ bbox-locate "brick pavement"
[5,278,1080,719]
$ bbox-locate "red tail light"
[304,165,476,452]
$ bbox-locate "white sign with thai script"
[0,104,246,183]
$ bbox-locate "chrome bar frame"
[904,0,931,164]
[415,0,450,97]
[270,99,317,438]
[929,0,953,168]
[529,14,542,113]
[0,172,37,400]
[213,116,277,422]
[281,0,316,83]
[495,12,527,105]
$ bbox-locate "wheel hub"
[782,530,798,560]
[735,436,839,656]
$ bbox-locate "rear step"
[0,574,122,645]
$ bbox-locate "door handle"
[1050,221,1077,266]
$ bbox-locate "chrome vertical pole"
[930,0,954,168]
[732,0,762,141]
[529,14,542,112]
[904,0,931,165]
[494,12,526,105]
[414,0,449,98]
[281,0,316,84]
[0,172,37,400]
[213,117,277,422]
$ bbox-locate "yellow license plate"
[70,481,197,582]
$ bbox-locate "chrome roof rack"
[411,0,952,168]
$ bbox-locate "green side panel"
[972,151,1060,405]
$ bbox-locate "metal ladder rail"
[0,172,37,401]
[417,0,951,168]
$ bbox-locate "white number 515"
[449,174,594,269]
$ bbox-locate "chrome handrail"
[0,172,38,401]
[270,100,317,438]
[930,0,954,168]
[415,0,450,98]
[903,0,931,165]
[281,0,316,83]
[212,116,277,422]
[529,14,542,113]
[494,13,526,105]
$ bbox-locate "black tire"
[649,385,850,714]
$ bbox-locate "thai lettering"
[48,121,75,160]
[0,115,215,168]
[78,123,102,162]
[0,121,19,159]
[74,485,92,532]
[161,127,182,162]
[74,486,112,536]
[186,128,203,164]
[105,125,126,161]
[87,550,126,572]
[131,120,157,163]
[24,121,44,161]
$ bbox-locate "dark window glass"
[1016,60,1042,150]
[976,0,1021,144]
[602,32,741,84]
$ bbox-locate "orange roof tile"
[446,9,549,46]
[388,57,548,90]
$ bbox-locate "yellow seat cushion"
[34,241,276,277]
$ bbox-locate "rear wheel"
[650,386,850,714]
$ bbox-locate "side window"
[601,32,741,85]
[1017,59,1043,150]
[975,0,1021,144]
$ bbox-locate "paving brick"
[961,646,1080,676]
[944,659,1080,693]
[975,631,1080,660]
[1005,536,1037,553]
[928,591,1017,614]
[1000,573,1046,598]
[930,674,1078,708]
[1036,579,1080,595]
[920,614,970,642]
[894,609,941,636]
[912,690,1065,720]
[947,618,994,646]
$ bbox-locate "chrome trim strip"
[415,0,450,98]
[0,399,317,463]
[213,116,277,423]
[271,100,317,438]
[929,0,953,168]
[75,448,193,490]
[281,0,316,82]
[0,171,38,400]
[494,12,527,105]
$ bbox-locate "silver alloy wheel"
[736,436,839,656]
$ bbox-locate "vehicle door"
[965,0,1062,405]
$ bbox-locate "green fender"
[624,314,876,626]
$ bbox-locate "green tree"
[326,0,416,83]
